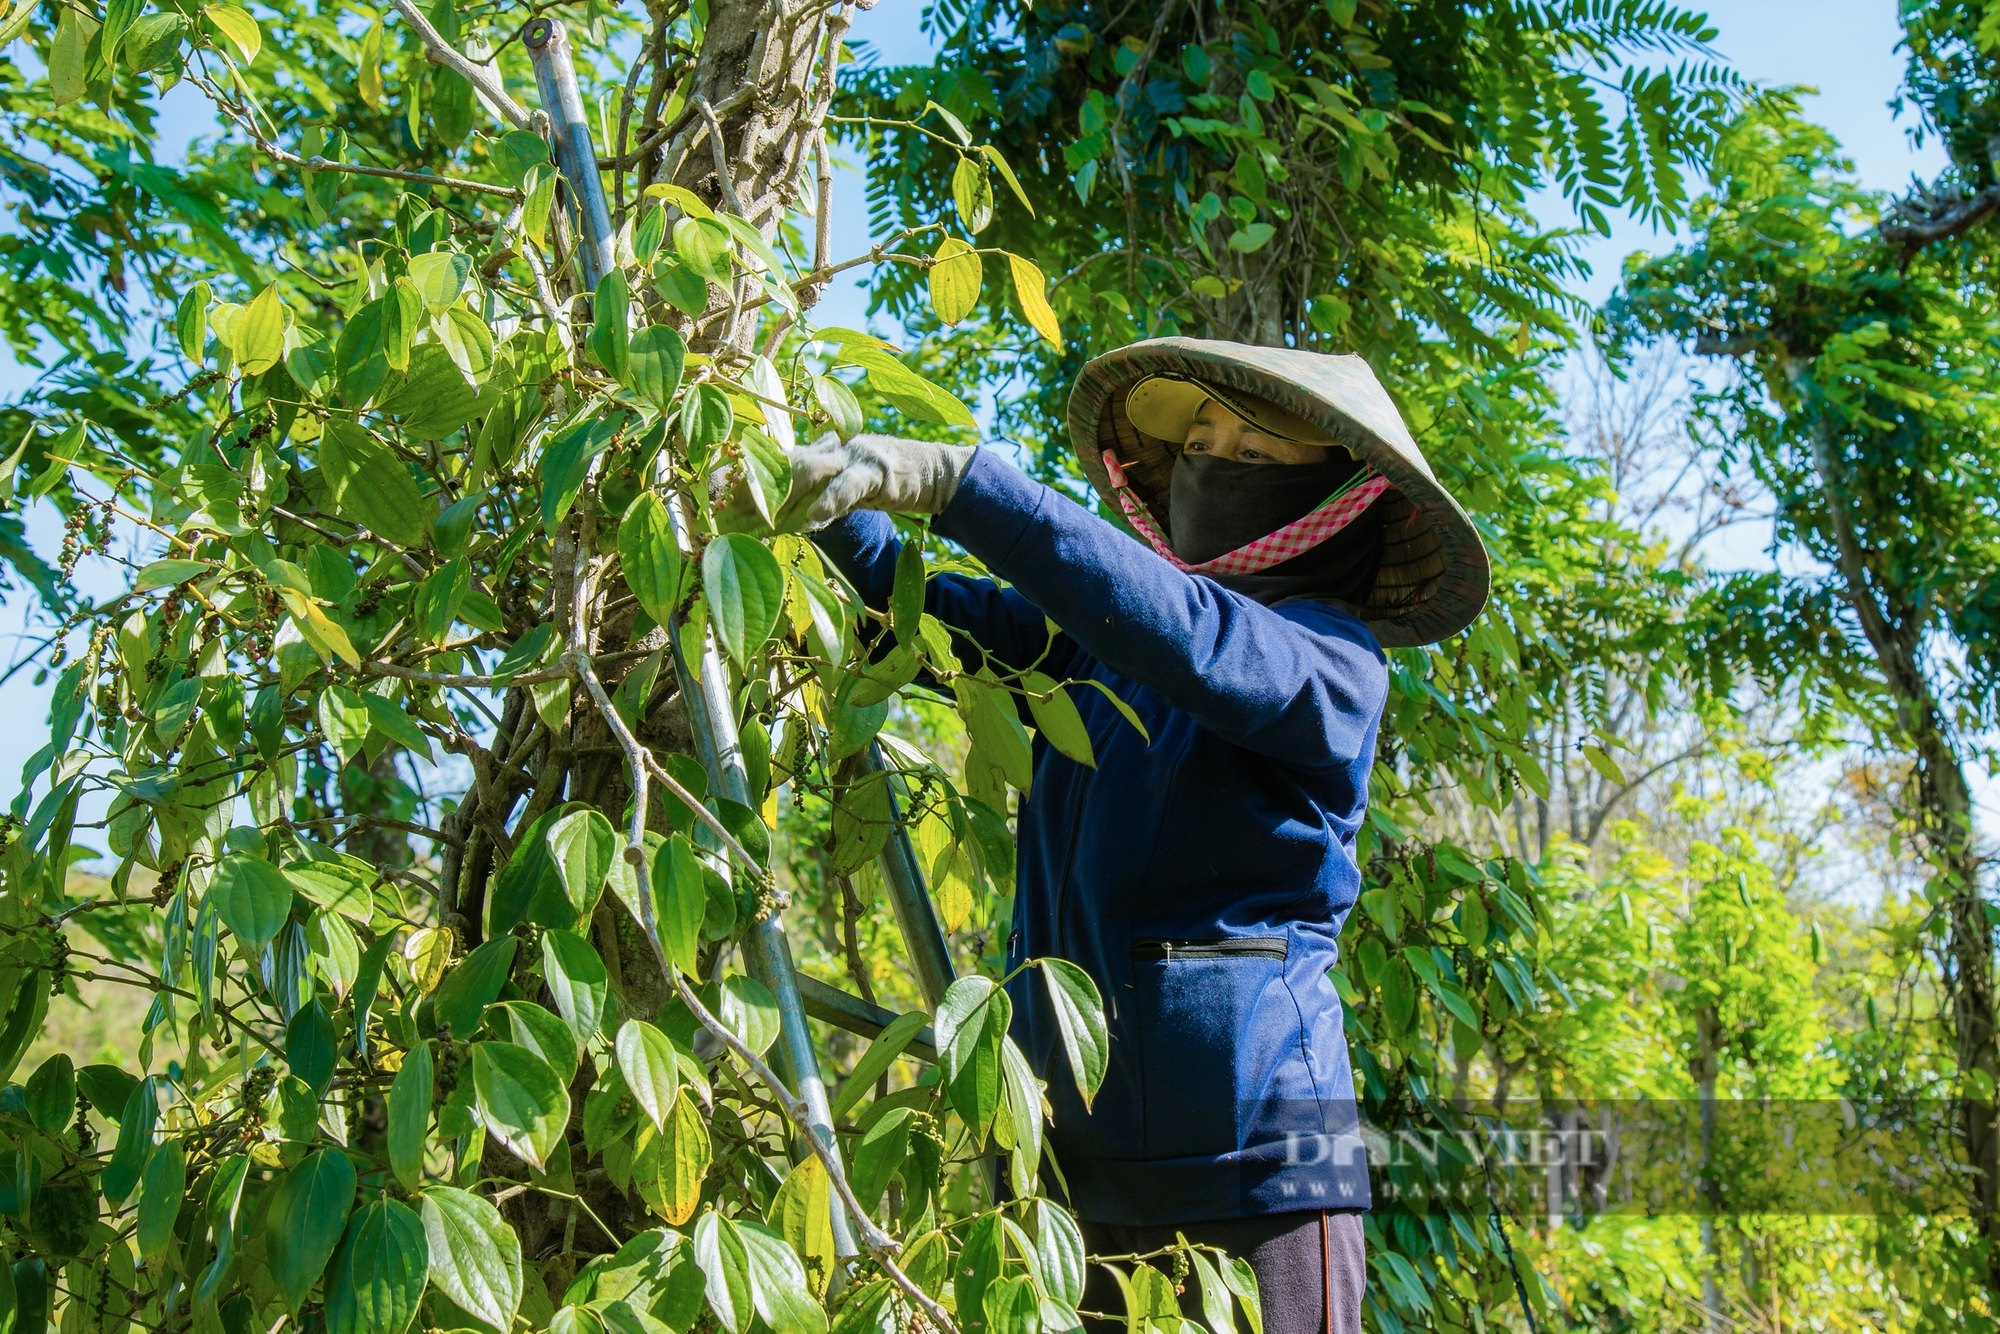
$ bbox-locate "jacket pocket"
[1130,936,1290,1161]
[1130,937,1289,963]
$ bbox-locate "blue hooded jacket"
[815,448,1384,1225]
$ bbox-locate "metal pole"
[663,497,859,1260]
[523,17,616,291]
[862,739,993,1202]
[794,975,938,1064]
[862,742,956,1009]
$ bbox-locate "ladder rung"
[795,975,938,1064]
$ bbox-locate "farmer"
[790,339,1489,1334]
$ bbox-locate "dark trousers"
[1079,1211,1365,1334]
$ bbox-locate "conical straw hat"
[1067,338,1490,648]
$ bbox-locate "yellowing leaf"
[1007,253,1062,349]
[1023,670,1095,768]
[914,810,978,932]
[929,237,983,325]
[405,927,453,994]
[982,144,1035,218]
[642,183,714,219]
[50,7,94,107]
[0,0,39,49]
[770,1157,835,1298]
[235,284,289,375]
[522,166,556,247]
[952,155,994,233]
[656,1090,710,1225]
[274,587,359,666]
[1581,743,1626,785]
[357,18,383,110]
[204,4,260,63]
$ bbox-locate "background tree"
[1606,90,2000,1305]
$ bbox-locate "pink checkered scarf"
[1101,449,1394,577]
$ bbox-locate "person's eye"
[1184,441,1208,452]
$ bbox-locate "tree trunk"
[660,0,843,351]
[1806,409,1999,1289]
[1693,1004,1725,1334]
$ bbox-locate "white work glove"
[780,433,976,530]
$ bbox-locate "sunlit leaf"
[357,18,384,108]
[496,1000,578,1080]
[615,1020,681,1132]
[952,156,995,234]
[1022,671,1094,768]
[936,976,1009,1143]
[176,282,210,363]
[770,1157,835,1299]
[49,7,89,105]
[719,974,780,1057]
[421,1187,522,1331]
[738,1221,826,1334]
[541,929,608,1043]
[549,806,615,919]
[1006,253,1062,348]
[408,252,471,315]
[693,1213,753,1334]
[589,270,632,384]
[928,236,983,325]
[236,284,289,375]
[473,1041,570,1170]
[1030,958,1107,1108]
[702,533,786,667]
[650,834,707,979]
[619,491,685,628]
[209,854,292,951]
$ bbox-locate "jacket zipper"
[1129,937,1289,963]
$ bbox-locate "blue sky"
[0,0,1955,848]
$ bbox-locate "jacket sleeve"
[811,507,1078,677]
[933,448,1389,771]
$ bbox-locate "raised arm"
[812,508,1076,677]
[932,449,1389,770]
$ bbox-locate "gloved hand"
[774,434,977,530]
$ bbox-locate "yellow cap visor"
[1124,372,1338,448]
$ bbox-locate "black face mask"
[1168,452,1386,608]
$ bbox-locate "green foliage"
[1606,87,2000,1317]
[0,5,1207,1334]
[4,1,1994,1332]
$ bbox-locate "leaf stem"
[569,650,766,881]
[387,0,535,131]
[666,967,961,1334]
